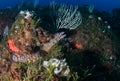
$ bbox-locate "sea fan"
[50,3,82,30]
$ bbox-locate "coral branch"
[50,3,82,30]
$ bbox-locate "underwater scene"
[0,0,120,81]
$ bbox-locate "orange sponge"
[7,39,20,53]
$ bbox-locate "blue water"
[0,0,120,12]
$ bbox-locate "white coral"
[19,10,25,14]
[54,67,62,74]
[19,10,33,19]
[49,58,61,67]
[43,58,70,76]
[24,11,33,19]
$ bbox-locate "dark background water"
[0,0,120,12]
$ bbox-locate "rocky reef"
[0,4,119,81]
